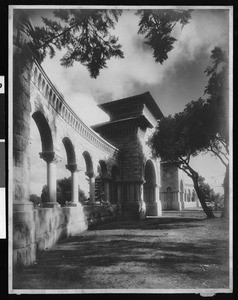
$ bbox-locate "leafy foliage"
[14,9,124,78]
[14,8,192,78]
[148,100,218,218]
[204,47,229,161]
[149,46,229,218]
[136,9,192,63]
[29,194,41,207]
[41,177,87,206]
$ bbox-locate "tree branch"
[211,143,229,162]
[208,146,228,167]
[219,138,229,155]
[35,22,80,51]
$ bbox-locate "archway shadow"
[89,216,208,231]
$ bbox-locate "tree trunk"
[192,178,216,219]
[221,164,229,219]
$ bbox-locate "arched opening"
[32,111,53,152]
[62,137,76,165]
[59,102,62,114]
[192,189,196,202]
[82,151,94,201]
[45,85,49,99]
[37,73,42,89]
[56,98,59,112]
[99,160,107,176]
[29,116,46,206]
[53,95,56,108]
[180,179,184,208]
[56,137,78,206]
[31,111,55,206]
[95,160,109,202]
[33,67,37,83]
[187,189,191,202]
[143,160,157,215]
[49,89,52,103]
[83,151,93,174]
[42,79,45,94]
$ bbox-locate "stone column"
[123,180,146,219]
[171,190,182,211]
[66,164,80,206]
[155,185,162,216]
[144,183,160,216]
[40,151,60,208]
[138,181,146,218]
[116,181,122,204]
[180,191,185,210]
[103,179,110,202]
[86,172,95,202]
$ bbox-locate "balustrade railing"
[30,59,118,156]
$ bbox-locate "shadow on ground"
[89,217,206,230]
[13,216,229,290]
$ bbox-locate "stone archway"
[95,160,109,202]
[82,151,95,202]
[143,160,158,216]
[32,111,58,207]
[180,179,185,210]
[62,137,79,206]
[32,111,53,153]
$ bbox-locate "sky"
[24,7,230,195]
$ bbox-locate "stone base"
[42,202,61,208]
[13,243,37,268]
[66,202,81,207]
[13,201,34,212]
[13,205,88,268]
[123,202,146,220]
[145,202,159,216]
[172,200,182,211]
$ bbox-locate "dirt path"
[13,215,230,291]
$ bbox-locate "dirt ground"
[12,212,230,292]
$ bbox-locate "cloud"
[41,9,229,109]
[28,8,229,194]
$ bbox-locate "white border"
[8,5,14,294]
[8,5,233,295]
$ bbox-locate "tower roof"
[98,91,164,121]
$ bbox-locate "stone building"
[11,40,199,267]
[92,92,163,218]
[160,162,200,210]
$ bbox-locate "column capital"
[66,164,79,173]
[39,151,61,164]
[101,174,111,180]
[85,171,95,179]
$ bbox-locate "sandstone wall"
[12,52,120,267]
[13,203,120,267]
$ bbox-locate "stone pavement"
[12,213,229,292]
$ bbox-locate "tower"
[92,92,163,218]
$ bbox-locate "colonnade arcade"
[143,159,159,216]
[31,110,120,207]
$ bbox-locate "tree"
[136,9,192,63]
[29,194,41,207]
[13,9,192,78]
[149,46,230,219]
[203,47,229,218]
[41,177,87,206]
[41,185,48,204]
[148,113,215,218]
